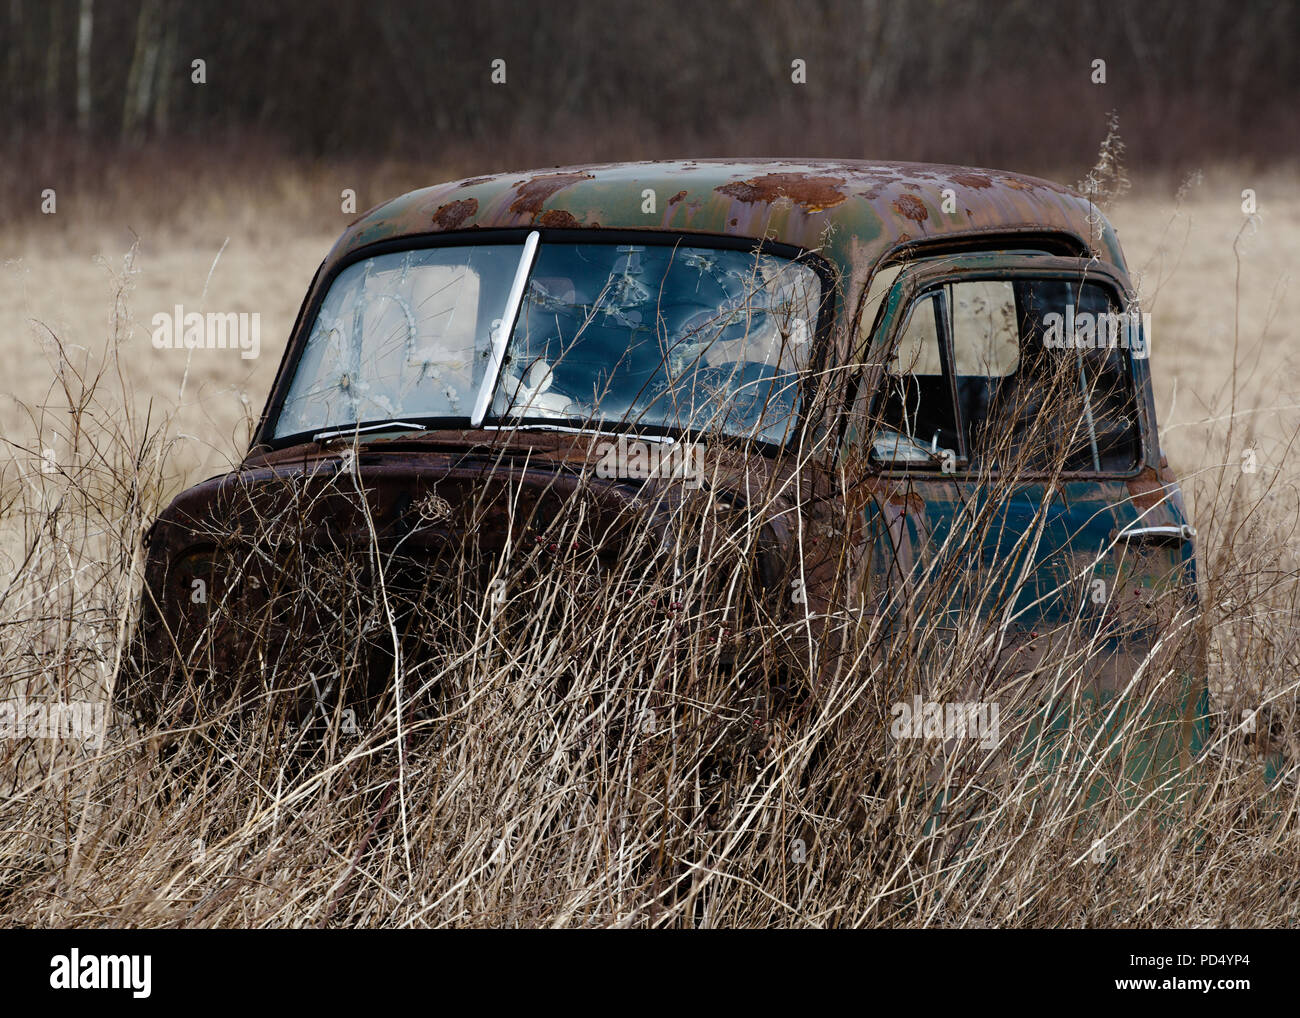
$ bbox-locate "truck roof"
[330,159,1127,287]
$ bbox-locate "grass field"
[0,160,1296,927]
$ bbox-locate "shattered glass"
[274,240,821,445]
[494,243,821,443]
[275,244,524,437]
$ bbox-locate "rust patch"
[729,218,738,226]
[715,173,847,212]
[1126,471,1168,510]
[431,198,479,231]
[536,208,581,228]
[457,176,494,188]
[886,489,926,512]
[892,194,929,223]
[950,172,993,189]
[1003,177,1037,192]
[508,171,595,219]
[667,190,688,205]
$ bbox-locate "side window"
[870,275,1142,473]
[1012,279,1142,471]
[949,280,1019,459]
[875,291,958,463]
[951,280,1019,375]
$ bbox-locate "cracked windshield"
[273,240,822,444]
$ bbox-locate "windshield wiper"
[482,421,679,443]
[312,421,428,443]
[471,230,541,428]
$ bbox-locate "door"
[846,253,1205,791]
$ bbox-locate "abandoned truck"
[122,160,1208,783]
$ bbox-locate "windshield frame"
[255,228,838,455]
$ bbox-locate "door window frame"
[852,254,1151,480]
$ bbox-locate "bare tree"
[75,0,92,133]
[44,0,64,129]
[122,0,162,143]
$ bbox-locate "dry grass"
[0,161,1297,927]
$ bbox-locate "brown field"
[0,161,1296,927]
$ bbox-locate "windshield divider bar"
[471,230,540,428]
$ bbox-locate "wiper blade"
[471,230,541,428]
[312,421,428,442]
[482,422,679,443]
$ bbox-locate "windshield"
[273,239,823,445]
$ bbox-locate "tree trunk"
[7,0,23,143]
[44,0,63,130]
[122,0,162,143]
[152,0,176,135]
[75,0,92,134]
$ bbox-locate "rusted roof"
[330,159,1126,285]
